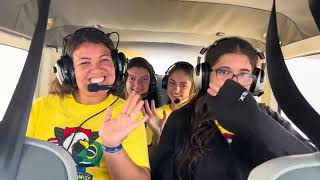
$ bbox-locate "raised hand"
[99,94,149,147]
[144,100,167,138]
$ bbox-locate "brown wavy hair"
[48,27,117,96]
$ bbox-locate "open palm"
[144,100,167,137]
[99,95,149,147]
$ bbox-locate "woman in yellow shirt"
[27,27,150,180]
[145,61,197,163]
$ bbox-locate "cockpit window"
[0,44,27,121]
[285,54,320,114]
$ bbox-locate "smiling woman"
[26,27,151,180]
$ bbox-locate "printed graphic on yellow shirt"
[47,127,103,180]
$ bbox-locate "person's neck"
[169,103,180,110]
[73,92,109,105]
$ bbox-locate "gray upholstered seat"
[248,152,320,180]
[16,138,78,180]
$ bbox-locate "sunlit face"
[167,70,193,105]
[126,67,150,96]
[208,53,254,96]
[72,42,115,99]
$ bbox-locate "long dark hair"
[175,37,259,179]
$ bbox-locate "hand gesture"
[99,94,149,147]
[144,100,167,138]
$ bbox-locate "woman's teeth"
[89,77,105,83]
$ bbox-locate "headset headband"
[200,36,265,60]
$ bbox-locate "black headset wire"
[66,95,120,152]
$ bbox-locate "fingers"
[125,94,141,114]
[141,106,147,116]
[126,115,149,134]
[207,88,217,96]
[121,95,133,114]
[144,100,152,115]
[129,99,144,121]
[104,107,113,122]
[151,100,156,112]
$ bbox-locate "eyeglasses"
[168,80,190,89]
[127,75,150,84]
[212,68,256,86]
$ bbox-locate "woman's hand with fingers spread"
[144,100,167,138]
[99,94,149,148]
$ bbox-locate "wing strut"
[309,0,320,31]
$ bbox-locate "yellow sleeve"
[123,123,150,169]
[26,98,42,138]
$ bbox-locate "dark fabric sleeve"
[206,80,315,166]
[151,109,184,180]
[259,104,318,151]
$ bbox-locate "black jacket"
[152,81,316,180]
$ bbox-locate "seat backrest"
[155,74,169,107]
[248,152,320,180]
[16,138,78,180]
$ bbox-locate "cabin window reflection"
[285,54,320,114]
[0,44,27,121]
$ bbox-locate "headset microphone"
[174,98,181,104]
[173,94,196,104]
[87,83,117,92]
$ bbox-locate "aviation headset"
[53,27,127,89]
[195,36,265,96]
[124,57,157,92]
[162,61,194,89]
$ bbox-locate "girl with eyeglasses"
[152,37,316,180]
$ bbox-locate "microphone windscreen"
[87,83,100,92]
[174,98,181,104]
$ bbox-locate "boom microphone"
[87,83,117,92]
[173,93,197,104]
[174,98,181,104]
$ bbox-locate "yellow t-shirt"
[27,94,149,180]
[146,104,173,145]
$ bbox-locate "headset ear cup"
[54,55,77,88]
[250,67,265,96]
[150,73,157,91]
[195,62,210,93]
[201,63,210,93]
[194,63,202,91]
[162,75,168,89]
[123,72,128,82]
[64,55,77,88]
[111,50,126,85]
[54,58,66,86]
